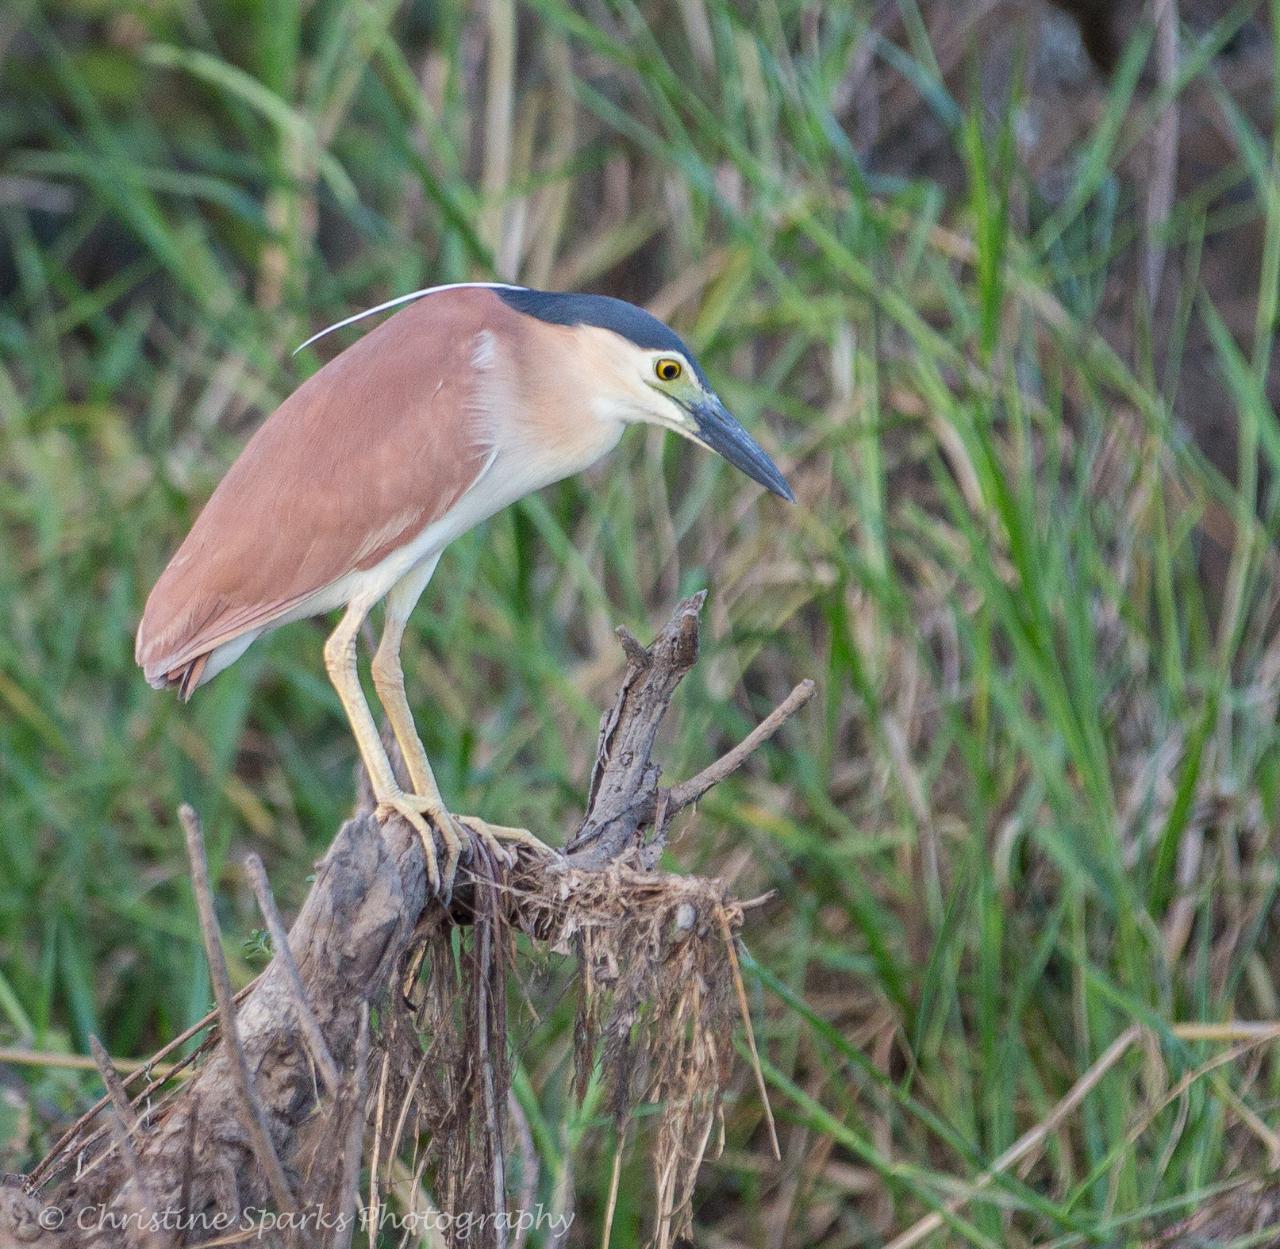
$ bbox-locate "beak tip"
[690,396,795,505]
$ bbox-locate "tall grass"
[3,1,1280,1244]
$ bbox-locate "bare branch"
[179,805,298,1221]
[667,679,816,815]
[28,983,255,1190]
[330,1004,371,1249]
[569,591,706,862]
[244,853,341,1094]
[102,1108,165,1249]
[88,1036,140,1139]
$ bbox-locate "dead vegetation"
[0,595,810,1249]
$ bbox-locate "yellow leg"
[323,595,448,893]
[369,566,559,877]
[370,562,464,887]
[369,559,442,798]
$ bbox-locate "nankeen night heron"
[137,284,794,893]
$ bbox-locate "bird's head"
[495,288,795,502]
[620,342,796,504]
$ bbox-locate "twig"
[89,1040,168,1249]
[35,1030,220,1194]
[179,805,298,1221]
[88,1035,140,1138]
[382,1050,429,1188]
[667,679,816,815]
[244,853,341,1093]
[0,1048,176,1079]
[476,896,507,1249]
[90,1040,164,1249]
[28,982,257,1189]
[600,1130,626,1249]
[103,1106,165,1249]
[366,1048,391,1249]
[716,913,780,1162]
[331,1004,371,1249]
[615,626,651,666]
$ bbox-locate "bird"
[136,283,794,893]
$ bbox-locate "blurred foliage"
[4,0,1280,1244]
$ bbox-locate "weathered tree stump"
[3,594,811,1249]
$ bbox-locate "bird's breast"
[468,331,625,502]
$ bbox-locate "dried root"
[548,863,744,1247]
[374,855,752,1248]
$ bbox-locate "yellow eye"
[655,358,682,382]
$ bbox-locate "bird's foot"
[374,793,557,900]
[373,790,464,898]
[456,817,558,869]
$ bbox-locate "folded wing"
[136,289,499,696]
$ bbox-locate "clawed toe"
[375,793,442,893]
[458,817,557,866]
[374,791,463,897]
[459,820,515,868]
[376,791,557,898]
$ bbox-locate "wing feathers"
[137,288,508,691]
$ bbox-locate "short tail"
[145,652,210,702]
[175,653,209,701]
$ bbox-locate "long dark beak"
[686,395,795,502]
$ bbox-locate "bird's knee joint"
[370,651,402,689]
[323,631,355,672]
